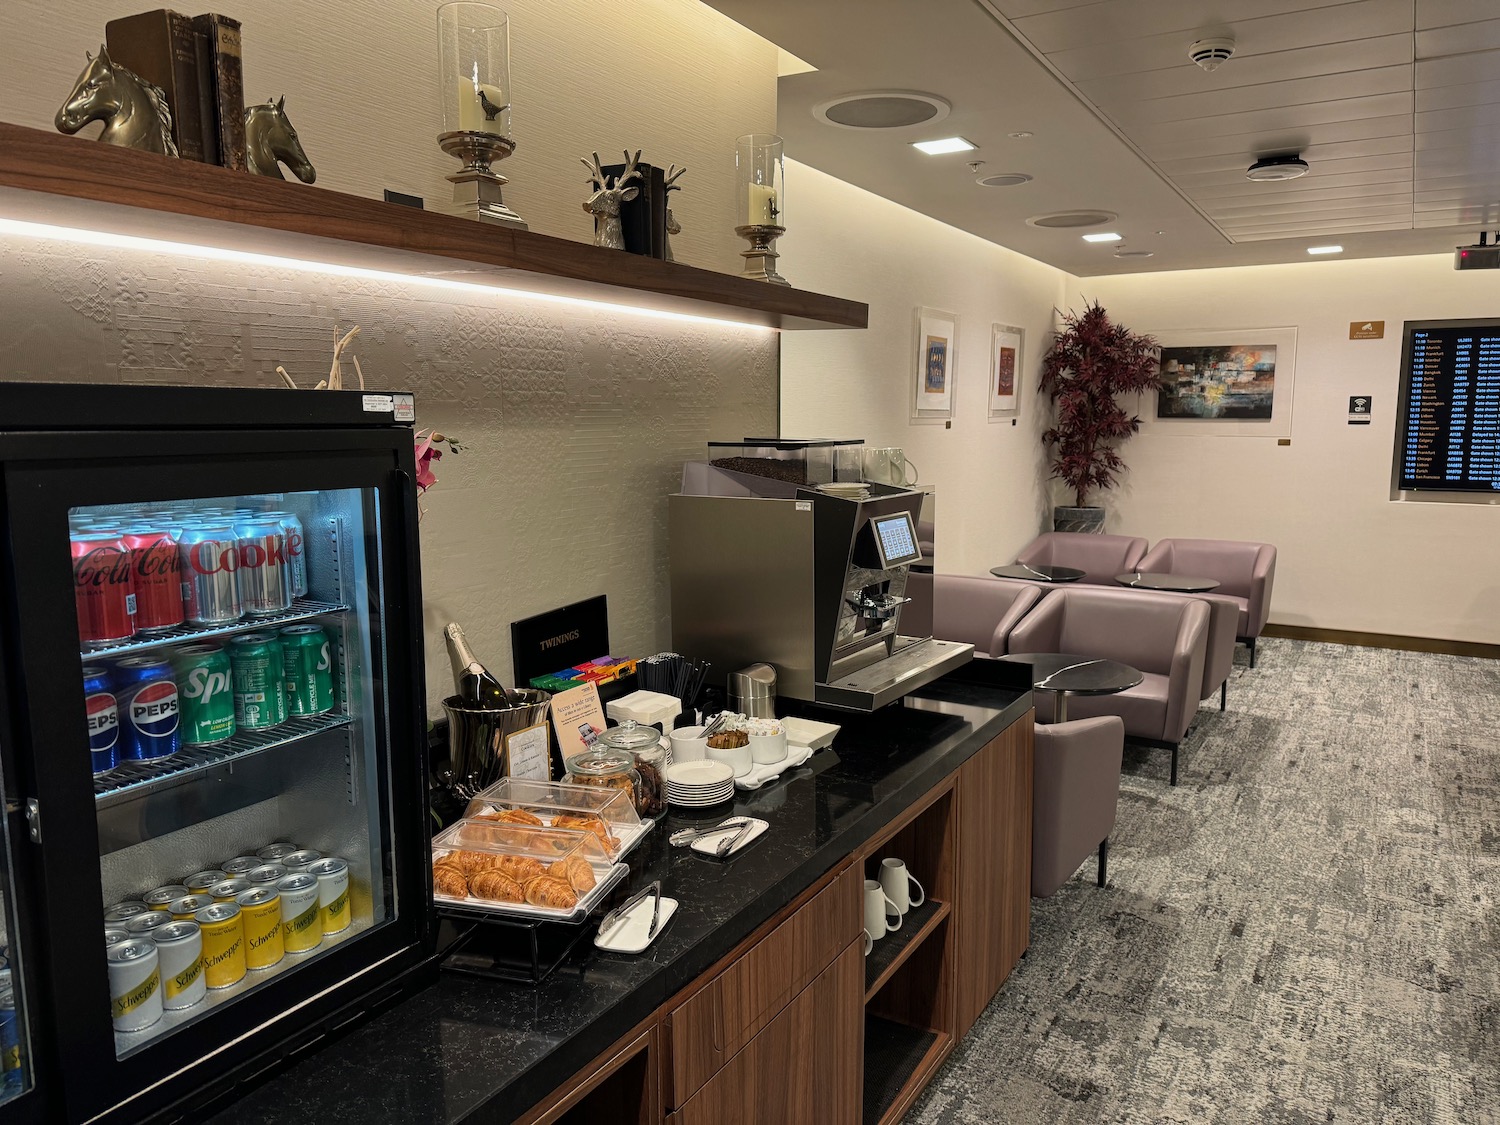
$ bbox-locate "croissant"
[493,808,543,826]
[451,850,498,877]
[553,815,619,854]
[493,855,546,882]
[549,855,596,894]
[470,870,525,903]
[432,864,469,897]
[523,874,579,910]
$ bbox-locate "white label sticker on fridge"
[362,394,394,413]
[392,393,415,422]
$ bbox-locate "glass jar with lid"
[592,721,667,819]
[563,744,639,810]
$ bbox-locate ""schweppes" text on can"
[193,902,246,989]
[108,937,162,1032]
[307,857,351,936]
[235,887,284,970]
[153,920,205,1011]
[276,873,322,954]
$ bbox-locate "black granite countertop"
[205,668,1031,1125]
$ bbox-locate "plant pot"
[1053,506,1105,534]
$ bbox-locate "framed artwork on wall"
[1136,327,1298,438]
[912,306,958,423]
[988,322,1023,419]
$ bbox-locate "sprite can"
[229,633,286,730]
[280,624,334,716]
[172,644,236,745]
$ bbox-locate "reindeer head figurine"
[582,149,641,250]
[662,164,687,262]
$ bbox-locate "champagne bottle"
[443,622,512,706]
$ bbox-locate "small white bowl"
[670,725,708,764]
[705,739,752,778]
[748,728,787,765]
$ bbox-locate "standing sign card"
[550,681,608,766]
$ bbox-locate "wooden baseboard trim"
[1261,624,1500,659]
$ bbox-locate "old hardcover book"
[193,13,246,170]
[190,20,219,164]
[104,9,205,161]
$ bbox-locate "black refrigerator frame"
[0,383,435,1123]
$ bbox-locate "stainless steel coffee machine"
[669,470,972,710]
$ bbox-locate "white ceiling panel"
[1105,67,1413,126]
[1128,93,1415,148]
[1416,103,1500,132]
[1232,219,1417,240]
[994,0,1100,17]
[1195,184,1419,209]
[1418,0,1499,30]
[1416,50,1500,88]
[1172,152,1413,189]
[1214,201,1416,224]
[1416,80,1500,112]
[1142,114,1415,162]
[1193,172,1415,202]
[1416,17,1500,56]
[1155,134,1415,175]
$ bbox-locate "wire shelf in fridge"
[94,711,352,807]
[79,598,349,662]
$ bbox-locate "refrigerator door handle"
[25,797,40,843]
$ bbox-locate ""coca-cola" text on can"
[72,532,137,648]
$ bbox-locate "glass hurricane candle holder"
[437,2,527,229]
[734,133,788,285]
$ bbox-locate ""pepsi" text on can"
[83,664,120,775]
[113,657,181,762]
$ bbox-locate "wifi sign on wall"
[1348,396,1373,425]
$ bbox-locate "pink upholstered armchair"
[1014,532,1148,586]
[1033,716,1123,897]
[1008,585,1208,784]
[931,575,1042,658]
[1137,538,1277,666]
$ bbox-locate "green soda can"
[280,624,334,716]
[229,633,287,730]
[171,643,236,745]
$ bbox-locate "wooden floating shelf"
[0,121,868,331]
[864,898,951,1002]
[862,1015,951,1125]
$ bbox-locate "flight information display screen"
[871,513,921,568]
[1395,319,1500,493]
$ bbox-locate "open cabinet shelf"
[864,898,950,1002]
[862,1015,950,1125]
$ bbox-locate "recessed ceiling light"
[912,136,976,155]
[1008,131,1033,139]
[1082,232,1122,243]
[1307,245,1343,255]
[1246,155,1310,181]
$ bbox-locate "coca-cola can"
[179,523,241,626]
[263,512,307,599]
[72,532,137,649]
[234,518,291,617]
[120,527,185,633]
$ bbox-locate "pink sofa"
[930,574,1042,657]
[1033,716,1124,897]
[1136,538,1277,666]
[1014,532,1149,586]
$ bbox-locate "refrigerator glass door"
[0,760,33,1101]
[74,487,394,1058]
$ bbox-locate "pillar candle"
[746,183,778,226]
[456,79,508,134]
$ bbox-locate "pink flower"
[414,434,444,493]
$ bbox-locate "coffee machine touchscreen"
[871,512,921,569]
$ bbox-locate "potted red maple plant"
[1039,301,1161,532]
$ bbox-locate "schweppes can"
[255,842,297,863]
[221,856,260,877]
[193,902,245,989]
[108,937,162,1032]
[210,878,251,904]
[281,849,321,873]
[125,911,174,939]
[143,885,189,912]
[307,857,351,936]
[104,901,150,925]
[168,894,214,921]
[246,864,287,887]
[276,873,322,954]
[152,920,205,1011]
[184,870,228,894]
[236,887,284,970]
[105,926,129,947]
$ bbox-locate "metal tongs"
[669,818,750,848]
[597,879,663,944]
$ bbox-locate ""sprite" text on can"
[172,644,236,745]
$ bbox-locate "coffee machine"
[669,460,972,711]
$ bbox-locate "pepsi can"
[114,657,181,761]
[179,523,241,626]
[83,664,120,775]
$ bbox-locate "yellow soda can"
[236,887,285,970]
[193,902,245,989]
[307,857,350,936]
[277,873,322,954]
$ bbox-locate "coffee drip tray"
[815,637,973,711]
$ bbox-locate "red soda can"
[72,533,137,649]
[121,527,185,633]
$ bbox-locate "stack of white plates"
[665,760,735,808]
[817,482,870,501]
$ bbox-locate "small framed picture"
[989,323,1024,419]
[913,306,958,423]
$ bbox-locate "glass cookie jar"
[563,744,640,812]
[592,721,666,819]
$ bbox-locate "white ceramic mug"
[862,447,919,487]
[670,725,708,764]
[879,859,925,915]
[863,878,902,945]
[863,931,873,956]
[748,728,788,765]
[706,740,752,778]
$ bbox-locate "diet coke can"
[72,532,137,648]
[263,512,307,599]
[179,523,241,626]
[120,526,185,633]
[234,518,291,617]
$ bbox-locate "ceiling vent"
[977,173,1033,187]
[1188,37,1236,72]
[813,91,950,130]
[1246,155,1311,181]
[1114,249,1155,259]
[1026,210,1118,229]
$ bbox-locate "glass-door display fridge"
[0,383,432,1123]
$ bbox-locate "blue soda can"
[114,656,181,762]
[83,664,120,775]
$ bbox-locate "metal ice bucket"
[440,690,552,799]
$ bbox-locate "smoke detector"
[1246,154,1311,181]
[1188,37,1236,72]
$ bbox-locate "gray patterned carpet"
[909,639,1500,1124]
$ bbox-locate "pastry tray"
[432,818,638,923]
[461,777,651,862]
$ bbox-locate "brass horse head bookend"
[245,96,316,182]
[55,47,179,157]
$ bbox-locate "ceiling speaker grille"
[814,91,950,131]
[977,173,1033,187]
[1026,210,1118,229]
